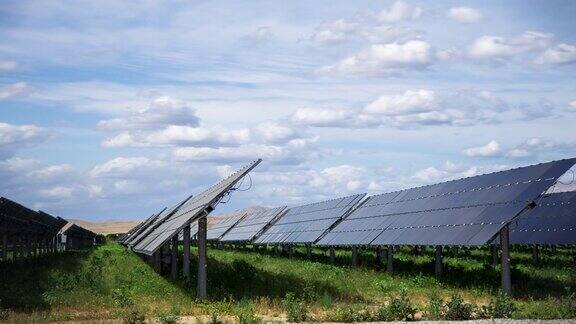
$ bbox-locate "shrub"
[0,299,9,320]
[236,299,259,324]
[484,290,515,318]
[327,305,373,322]
[283,292,308,322]
[378,289,417,321]
[123,309,145,324]
[158,312,180,324]
[444,293,475,320]
[425,290,443,320]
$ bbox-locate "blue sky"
[1,0,575,221]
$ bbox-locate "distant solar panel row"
[255,194,365,244]
[318,158,576,246]
[220,207,287,242]
[206,211,248,241]
[132,159,261,255]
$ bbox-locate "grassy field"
[0,241,574,322]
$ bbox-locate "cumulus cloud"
[413,161,507,183]
[468,31,554,61]
[102,125,252,148]
[290,90,556,129]
[464,140,501,157]
[534,43,576,66]
[0,122,47,158]
[0,82,32,100]
[448,7,483,23]
[310,17,419,45]
[320,40,432,75]
[97,96,200,130]
[89,157,167,178]
[505,138,576,160]
[570,100,576,110]
[173,137,319,165]
[378,1,422,22]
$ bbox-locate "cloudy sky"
[1,0,575,221]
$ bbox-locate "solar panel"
[122,209,165,245]
[206,211,248,241]
[509,191,576,245]
[220,207,287,242]
[132,159,261,255]
[317,158,576,246]
[254,194,366,244]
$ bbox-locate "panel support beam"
[532,245,539,266]
[500,225,512,296]
[375,246,382,271]
[183,223,191,281]
[197,215,208,300]
[435,246,443,276]
[170,236,178,280]
[351,246,358,267]
[329,247,335,264]
[306,244,312,259]
[387,245,394,274]
[491,244,499,265]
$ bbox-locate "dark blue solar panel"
[509,191,576,245]
[317,158,576,246]
[254,194,366,244]
[220,207,287,242]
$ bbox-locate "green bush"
[483,290,515,318]
[378,289,417,321]
[319,291,333,308]
[236,299,259,324]
[0,299,9,320]
[444,293,475,320]
[158,312,180,324]
[425,290,443,320]
[283,292,308,322]
[123,309,145,324]
[327,305,373,322]
[112,287,134,307]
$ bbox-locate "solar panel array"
[121,209,164,245]
[317,159,576,246]
[254,194,366,244]
[509,191,576,245]
[133,159,261,255]
[207,211,248,241]
[220,207,287,242]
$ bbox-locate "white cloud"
[102,125,252,148]
[320,40,432,75]
[569,100,576,110]
[464,140,501,157]
[291,107,365,127]
[0,61,18,71]
[448,7,483,23]
[173,137,319,165]
[364,89,436,115]
[0,82,32,100]
[504,137,576,160]
[413,161,507,183]
[534,43,576,65]
[243,26,273,44]
[97,96,200,130]
[253,121,301,144]
[89,157,167,178]
[40,186,75,199]
[310,18,419,45]
[28,164,75,179]
[378,1,422,22]
[468,31,554,60]
[0,122,47,158]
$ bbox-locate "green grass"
[0,241,574,322]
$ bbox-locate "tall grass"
[0,242,574,321]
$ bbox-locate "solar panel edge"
[315,193,367,245]
[136,159,262,255]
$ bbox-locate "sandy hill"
[67,218,140,235]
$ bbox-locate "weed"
[232,260,256,282]
[373,277,395,293]
[481,290,515,318]
[123,309,145,324]
[158,312,180,324]
[424,290,443,320]
[444,293,475,320]
[283,292,307,322]
[236,299,259,324]
[377,288,417,321]
[327,305,373,322]
[319,291,333,308]
[112,287,133,307]
[0,299,9,320]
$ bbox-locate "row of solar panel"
[122,158,576,254]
